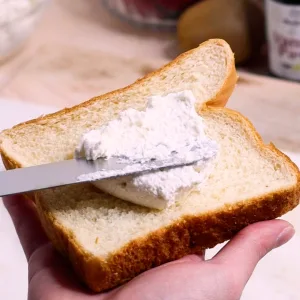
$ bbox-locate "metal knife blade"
[0,153,205,197]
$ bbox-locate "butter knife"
[0,153,207,197]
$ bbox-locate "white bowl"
[0,0,49,63]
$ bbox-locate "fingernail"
[276,226,295,248]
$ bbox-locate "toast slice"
[1,39,299,292]
[0,39,236,168]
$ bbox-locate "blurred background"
[0,0,298,104]
[0,0,297,104]
[0,1,300,299]
[0,0,263,103]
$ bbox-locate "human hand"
[3,195,295,300]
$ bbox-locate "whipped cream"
[75,90,218,209]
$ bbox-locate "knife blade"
[0,152,207,197]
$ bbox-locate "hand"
[3,195,295,300]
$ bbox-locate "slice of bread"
[0,39,236,168]
[1,39,299,292]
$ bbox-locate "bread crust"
[1,107,300,292]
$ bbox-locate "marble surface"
[0,98,300,299]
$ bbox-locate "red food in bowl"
[122,0,200,19]
[103,0,202,29]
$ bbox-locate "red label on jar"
[274,32,300,58]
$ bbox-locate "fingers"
[3,195,48,261]
[211,220,294,293]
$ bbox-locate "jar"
[265,0,300,81]
[102,0,200,30]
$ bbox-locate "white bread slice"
[0,39,299,292]
[0,39,237,168]
[33,108,299,293]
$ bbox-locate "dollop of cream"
[76,90,218,209]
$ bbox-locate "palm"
[3,195,294,300]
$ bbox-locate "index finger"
[3,195,49,261]
[211,220,294,293]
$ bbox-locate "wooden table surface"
[0,0,299,152]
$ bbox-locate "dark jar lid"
[270,0,300,4]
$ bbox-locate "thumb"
[211,220,294,294]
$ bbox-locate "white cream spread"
[75,90,218,210]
